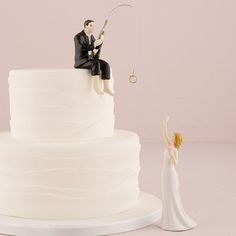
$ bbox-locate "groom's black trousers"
[76,59,110,80]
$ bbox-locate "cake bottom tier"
[0,129,141,220]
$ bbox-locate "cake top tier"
[8,69,114,142]
[10,69,89,78]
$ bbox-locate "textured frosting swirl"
[8,69,114,141]
[0,130,141,219]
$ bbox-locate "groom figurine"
[74,19,114,96]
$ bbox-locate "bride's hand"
[169,156,177,165]
[173,159,177,165]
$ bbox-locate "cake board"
[0,192,162,236]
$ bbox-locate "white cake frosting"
[0,68,141,220]
[8,69,114,141]
[0,129,140,219]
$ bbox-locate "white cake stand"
[0,192,162,236]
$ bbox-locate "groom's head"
[84,20,94,34]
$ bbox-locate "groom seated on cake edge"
[74,19,114,96]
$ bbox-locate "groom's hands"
[100,31,105,40]
[93,33,105,55]
[94,39,103,48]
[94,32,105,48]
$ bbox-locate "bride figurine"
[159,116,197,231]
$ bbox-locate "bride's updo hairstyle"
[174,133,183,149]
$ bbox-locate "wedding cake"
[0,69,141,219]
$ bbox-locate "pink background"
[0,0,236,143]
[0,1,236,235]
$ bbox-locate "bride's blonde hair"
[173,132,183,149]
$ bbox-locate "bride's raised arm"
[163,116,172,147]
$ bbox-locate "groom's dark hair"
[84,19,94,28]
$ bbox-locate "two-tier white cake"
[0,69,141,219]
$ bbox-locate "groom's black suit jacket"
[74,30,102,68]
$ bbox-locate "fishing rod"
[97,4,138,83]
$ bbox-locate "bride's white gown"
[160,148,197,231]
